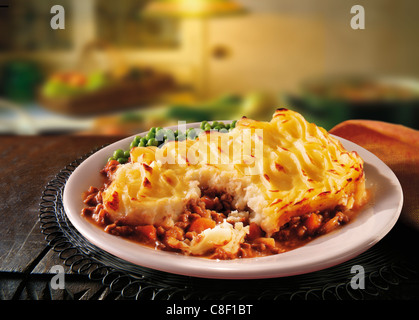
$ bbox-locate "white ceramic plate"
[63,123,403,279]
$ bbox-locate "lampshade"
[142,0,245,18]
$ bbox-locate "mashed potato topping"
[88,109,367,258]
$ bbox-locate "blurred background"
[1,0,419,135]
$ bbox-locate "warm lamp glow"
[143,0,245,18]
[141,0,246,98]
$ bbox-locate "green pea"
[200,121,208,130]
[146,131,155,140]
[218,122,225,128]
[147,138,159,146]
[113,149,124,159]
[225,123,231,130]
[129,139,136,149]
[117,157,127,164]
[165,129,176,141]
[139,137,147,147]
[204,123,212,131]
[186,129,196,140]
[155,128,166,142]
[212,121,219,128]
[231,120,237,128]
[150,127,156,133]
[107,156,115,162]
[123,150,130,158]
[177,133,186,141]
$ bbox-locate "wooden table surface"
[0,135,125,300]
[1,134,419,301]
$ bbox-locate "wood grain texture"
[0,135,123,273]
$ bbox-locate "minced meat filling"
[81,184,350,259]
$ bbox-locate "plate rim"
[62,122,403,279]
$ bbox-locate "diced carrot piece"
[135,225,157,242]
[200,195,216,210]
[247,222,263,241]
[305,213,322,234]
[105,160,119,170]
[188,218,216,234]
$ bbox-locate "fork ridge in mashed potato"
[98,109,368,257]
